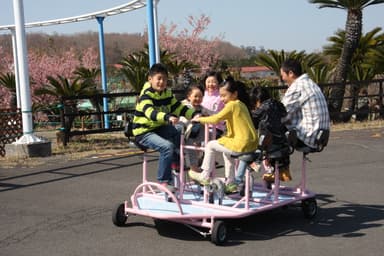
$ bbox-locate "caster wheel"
[211,220,228,245]
[302,198,317,219]
[211,178,224,205]
[112,203,127,226]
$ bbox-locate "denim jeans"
[235,160,247,183]
[136,125,181,183]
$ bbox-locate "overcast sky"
[1,0,384,53]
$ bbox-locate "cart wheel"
[302,198,317,219]
[211,178,224,205]
[211,220,228,245]
[112,203,127,226]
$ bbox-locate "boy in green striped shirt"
[132,63,198,187]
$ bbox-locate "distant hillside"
[0,32,248,65]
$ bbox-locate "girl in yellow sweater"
[189,77,258,193]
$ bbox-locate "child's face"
[205,76,219,93]
[219,86,237,104]
[187,88,203,108]
[149,73,168,92]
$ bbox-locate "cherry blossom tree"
[159,14,223,72]
[0,46,98,108]
[0,46,15,108]
[29,47,99,103]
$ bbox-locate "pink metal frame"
[122,124,316,234]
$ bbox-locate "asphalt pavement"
[0,128,383,256]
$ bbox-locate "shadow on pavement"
[0,153,159,192]
[118,193,384,245]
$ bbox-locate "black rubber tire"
[112,203,127,226]
[211,220,228,245]
[302,198,317,219]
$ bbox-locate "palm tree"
[35,75,97,142]
[324,27,384,110]
[166,58,198,88]
[119,45,198,92]
[309,0,384,112]
[303,53,332,84]
[35,75,96,98]
[370,44,384,75]
[325,27,384,79]
[73,66,103,128]
[0,72,17,109]
[119,50,150,93]
[73,67,100,87]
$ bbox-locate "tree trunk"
[329,9,362,113]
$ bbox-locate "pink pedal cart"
[112,124,329,245]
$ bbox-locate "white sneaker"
[188,170,210,185]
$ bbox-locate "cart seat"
[232,149,263,164]
[289,129,330,154]
[266,144,292,160]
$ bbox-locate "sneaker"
[262,167,292,182]
[159,181,176,193]
[279,167,292,181]
[188,170,210,185]
[238,182,245,196]
[249,162,260,172]
[224,183,238,194]
[262,173,275,183]
[171,163,180,172]
[189,165,202,173]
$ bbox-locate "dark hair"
[149,63,168,77]
[250,86,271,106]
[201,71,223,87]
[220,76,251,110]
[186,84,204,97]
[281,58,303,77]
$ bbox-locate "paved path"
[1,128,383,255]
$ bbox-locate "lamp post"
[147,0,156,67]
[96,16,110,129]
[7,0,51,157]
[12,0,40,143]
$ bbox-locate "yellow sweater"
[199,100,258,152]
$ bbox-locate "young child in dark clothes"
[250,86,291,182]
[235,86,291,184]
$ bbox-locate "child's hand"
[168,116,179,125]
[191,115,201,122]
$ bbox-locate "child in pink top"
[201,71,225,138]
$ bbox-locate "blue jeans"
[136,125,181,183]
[235,160,247,183]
